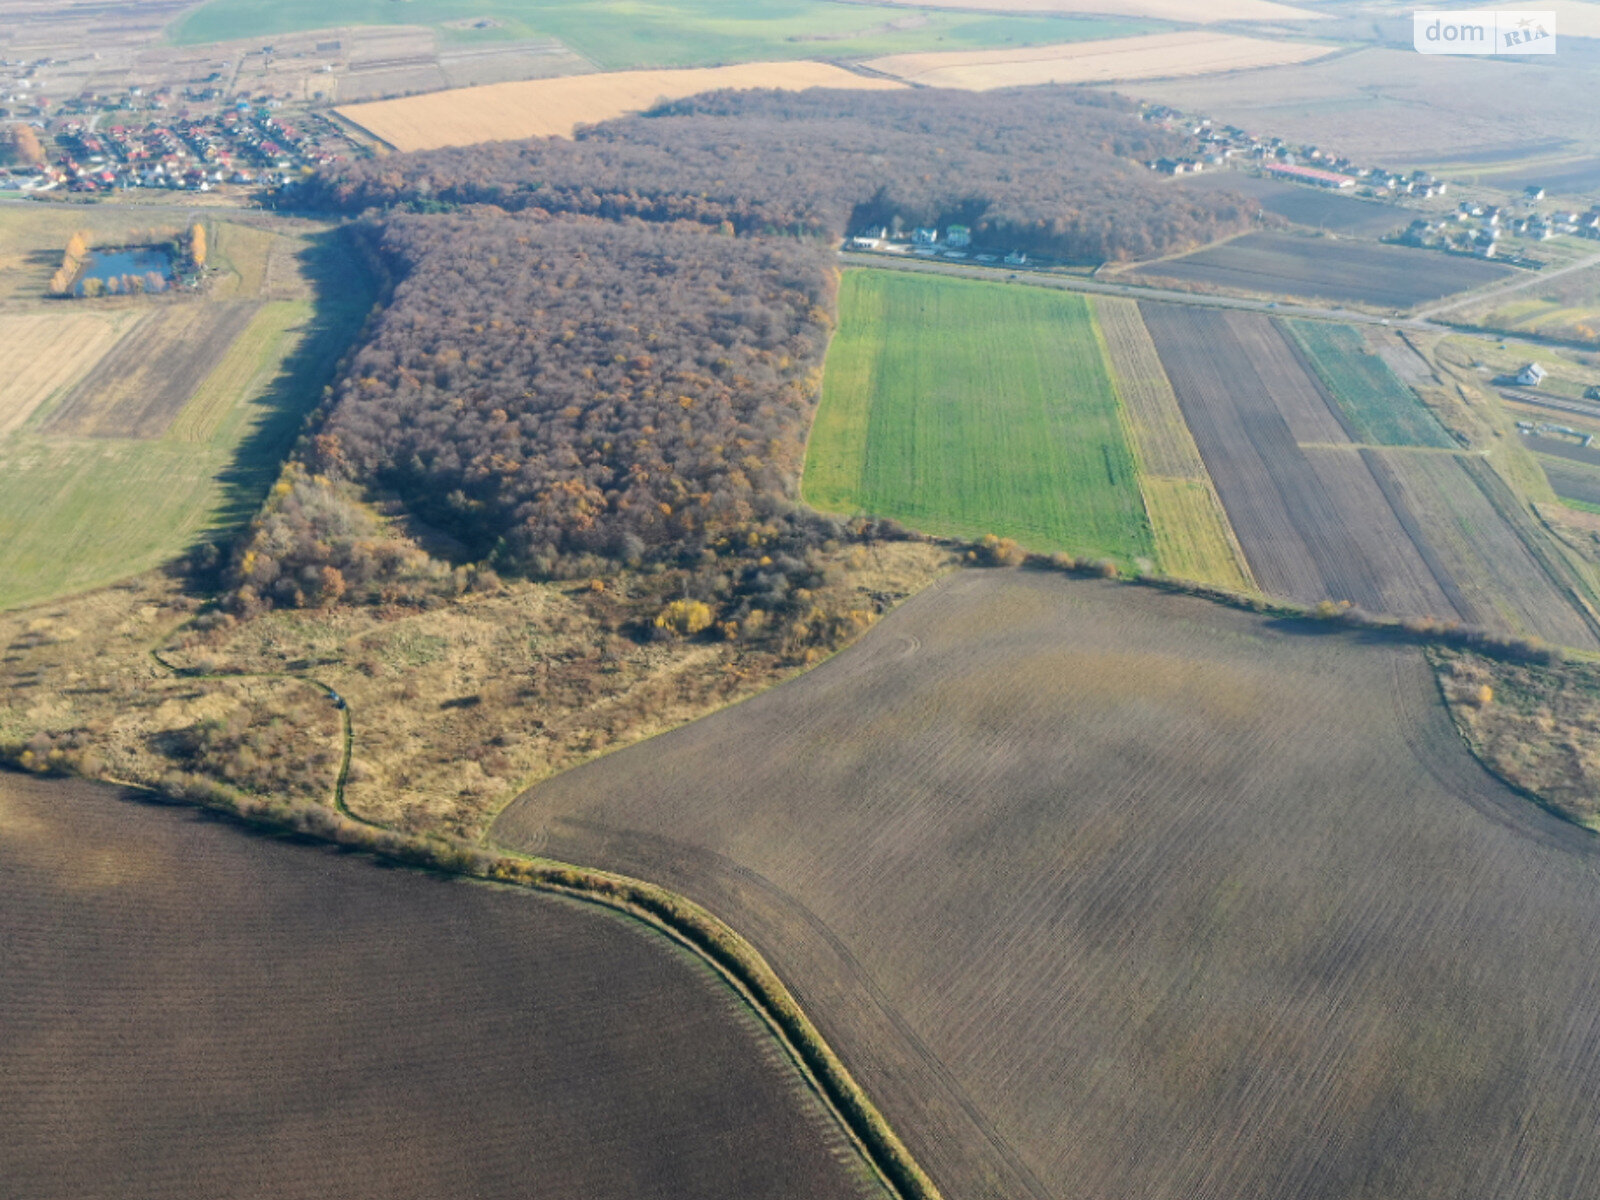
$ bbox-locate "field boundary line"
[138,633,935,1200]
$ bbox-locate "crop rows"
[1139,303,1457,616]
[45,302,260,439]
[0,774,878,1200]
[1129,231,1513,309]
[1285,320,1454,447]
[496,570,1600,1200]
[805,270,1152,563]
[1092,296,1252,588]
[1368,449,1597,646]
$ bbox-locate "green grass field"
[0,227,370,611]
[1286,320,1455,448]
[805,270,1153,563]
[169,0,1154,69]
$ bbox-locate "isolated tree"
[65,231,88,263]
[81,277,104,298]
[189,222,207,268]
[2,123,44,165]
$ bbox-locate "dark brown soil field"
[496,571,1600,1200]
[1176,172,1410,236]
[1139,303,1459,617]
[43,302,259,438]
[1541,453,1600,507]
[1128,232,1512,309]
[0,773,880,1200]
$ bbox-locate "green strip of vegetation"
[805,270,1153,566]
[169,0,1155,70]
[1286,320,1455,448]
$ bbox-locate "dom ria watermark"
[1414,10,1555,53]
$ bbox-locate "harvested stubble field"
[337,61,905,150]
[0,773,880,1200]
[804,270,1152,564]
[1284,320,1454,448]
[42,302,260,439]
[0,224,372,612]
[1128,231,1514,309]
[1091,295,1252,588]
[0,311,131,436]
[494,570,1600,1200]
[862,31,1332,89]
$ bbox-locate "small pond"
[74,245,175,296]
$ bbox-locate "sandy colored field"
[1092,296,1252,588]
[883,0,1319,20]
[0,311,129,436]
[495,571,1600,1200]
[0,774,880,1200]
[44,302,261,439]
[337,61,905,151]
[863,31,1333,89]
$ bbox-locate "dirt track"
[495,571,1600,1200]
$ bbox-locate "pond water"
[74,245,175,296]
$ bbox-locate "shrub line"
[2,754,940,1200]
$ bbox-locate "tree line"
[233,85,1264,621]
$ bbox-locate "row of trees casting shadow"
[229,86,1265,619]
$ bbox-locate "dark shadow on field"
[174,225,377,573]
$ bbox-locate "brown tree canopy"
[2,123,45,166]
[305,86,1259,263]
[300,211,838,573]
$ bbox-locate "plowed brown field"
[1139,304,1457,617]
[0,774,881,1200]
[494,571,1600,1200]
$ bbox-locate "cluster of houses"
[846,223,1030,266]
[1140,107,1448,200]
[1401,199,1600,258]
[16,102,348,195]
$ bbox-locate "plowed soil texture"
[1139,304,1456,616]
[1128,231,1513,309]
[0,774,881,1200]
[1176,172,1411,236]
[495,571,1600,1200]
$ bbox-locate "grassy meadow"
[805,270,1153,564]
[0,217,370,610]
[169,0,1155,69]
